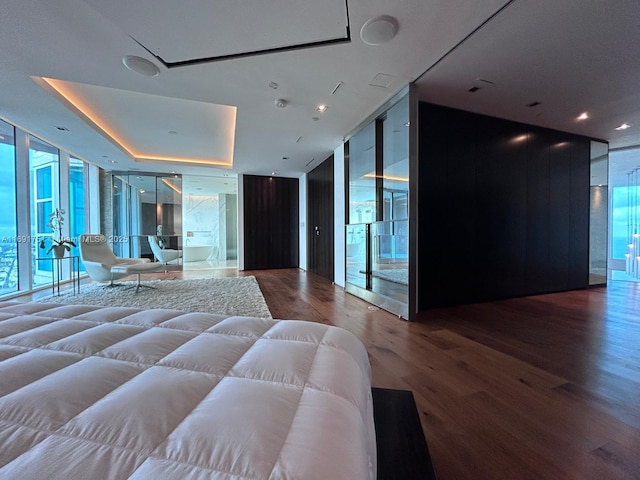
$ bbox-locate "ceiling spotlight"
[271,171,277,176]
[316,104,328,113]
[360,15,399,45]
[122,55,160,77]
[615,123,632,130]
[275,98,287,108]
[577,112,589,121]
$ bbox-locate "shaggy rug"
[34,276,272,318]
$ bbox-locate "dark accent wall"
[307,155,335,281]
[243,175,299,270]
[418,103,590,309]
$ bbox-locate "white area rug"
[34,276,272,318]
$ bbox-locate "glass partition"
[348,122,377,224]
[346,223,367,288]
[112,173,183,261]
[589,141,608,285]
[345,94,409,316]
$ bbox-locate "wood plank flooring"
[17,268,640,479]
[255,269,640,480]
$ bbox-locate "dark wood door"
[243,175,299,270]
[307,156,334,281]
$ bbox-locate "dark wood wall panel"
[307,155,335,282]
[418,103,591,310]
[243,175,299,270]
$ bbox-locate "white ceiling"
[1,0,640,181]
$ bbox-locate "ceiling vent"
[369,73,396,88]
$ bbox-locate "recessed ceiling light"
[312,117,320,121]
[168,130,177,135]
[577,112,589,120]
[109,160,117,164]
[615,123,632,130]
[122,55,160,77]
[55,126,69,131]
[269,81,279,90]
[271,171,277,176]
[316,104,328,113]
[275,98,287,108]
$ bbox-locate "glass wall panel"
[346,95,410,307]
[589,141,608,285]
[348,122,377,224]
[112,173,183,262]
[112,175,129,257]
[157,175,182,251]
[0,120,18,296]
[346,122,376,289]
[378,98,409,303]
[29,136,59,287]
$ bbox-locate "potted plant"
[39,208,76,258]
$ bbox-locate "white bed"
[0,301,376,479]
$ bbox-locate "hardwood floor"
[255,270,640,480]
[13,268,640,479]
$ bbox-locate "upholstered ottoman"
[110,262,164,292]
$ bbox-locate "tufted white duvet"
[0,301,376,479]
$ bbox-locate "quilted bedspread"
[0,301,376,479]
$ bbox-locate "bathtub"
[183,245,213,262]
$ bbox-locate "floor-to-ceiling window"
[0,120,18,295]
[69,157,86,272]
[610,147,640,281]
[29,136,59,288]
[0,117,98,299]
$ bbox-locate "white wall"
[334,144,346,287]
[299,173,307,271]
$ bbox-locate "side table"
[35,255,81,296]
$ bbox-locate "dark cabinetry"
[418,103,590,309]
